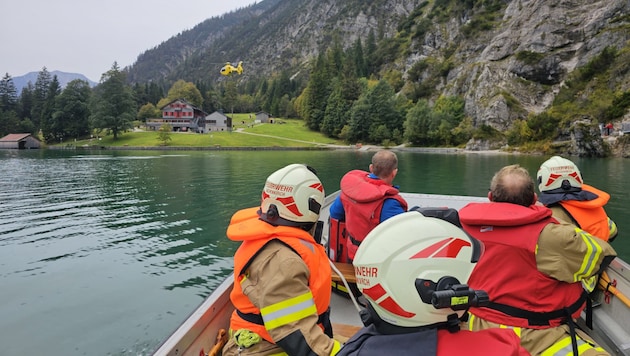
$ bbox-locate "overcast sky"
[0,0,257,82]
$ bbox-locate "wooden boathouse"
[0,133,41,149]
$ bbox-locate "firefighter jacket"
[224,207,340,356]
[460,202,602,329]
[336,324,529,356]
[339,170,408,260]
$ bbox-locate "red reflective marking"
[363,283,387,301]
[569,172,582,184]
[410,238,471,259]
[544,173,562,187]
[309,183,324,192]
[379,296,416,318]
[277,196,303,216]
[362,284,415,317]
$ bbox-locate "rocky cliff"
[127,0,630,156]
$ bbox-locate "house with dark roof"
[0,133,41,149]
[204,111,232,132]
[145,99,208,133]
[255,111,273,123]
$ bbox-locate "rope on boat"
[598,271,630,309]
[329,260,363,313]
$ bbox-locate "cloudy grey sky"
[0,0,257,82]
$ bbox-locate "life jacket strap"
[486,291,587,326]
[236,308,333,337]
[348,233,361,247]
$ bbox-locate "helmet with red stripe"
[537,156,583,193]
[259,164,325,230]
[353,212,483,328]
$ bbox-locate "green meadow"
[69,116,346,148]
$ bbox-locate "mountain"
[126,0,630,154]
[13,70,98,94]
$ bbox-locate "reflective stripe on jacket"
[460,202,585,329]
[339,170,407,260]
[558,184,611,241]
[227,207,333,344]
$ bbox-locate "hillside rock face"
[127,0,630,155]
[443,0,630,130]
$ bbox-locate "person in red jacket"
[337,211,530,356]
[329,150,408,262]
[223,164,342,356]
[459,164,616,355]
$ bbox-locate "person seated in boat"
[537,156,618,294]
[337,211,530,356]
[329,150,408,263]
[537,156,618,243]
[222,164,342,356]
[458,164,617,355]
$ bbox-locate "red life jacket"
[227,207,332,343]
[558,184,611,241]
[437,329,529,356]
[339,170,408,260]
[459,202,586,329]
[328,215,349,263]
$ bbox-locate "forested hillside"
[124,0,630,155]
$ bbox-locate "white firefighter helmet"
[353,211,483,328]
[537,156,583,192]
[259,164,325,227]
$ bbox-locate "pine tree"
[0,73,18,112]
[90,63,136,140]
[303,53,332,130]
[18,83,34,123]
[40,76,61,143]
[31,67,52,130]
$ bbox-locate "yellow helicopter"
[220,61,243,76]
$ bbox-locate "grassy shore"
[64,116,346,149]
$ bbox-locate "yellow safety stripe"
[332,281,349,293]
[467,313,522,337]
[608,218,617,238]
[331,340,342,355]
[467,313,475,331]
[499,324,522,338]
[573,228,603,282]
[581,275,598,293]
[541,335,606,355]
[260,291,317,330]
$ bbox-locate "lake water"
[1,149,628,355]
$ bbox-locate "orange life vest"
[558,184,611,241]
[226,207,332,343]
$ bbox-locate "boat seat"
[331,262,356,284]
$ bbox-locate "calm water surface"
[1,149,628,355]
